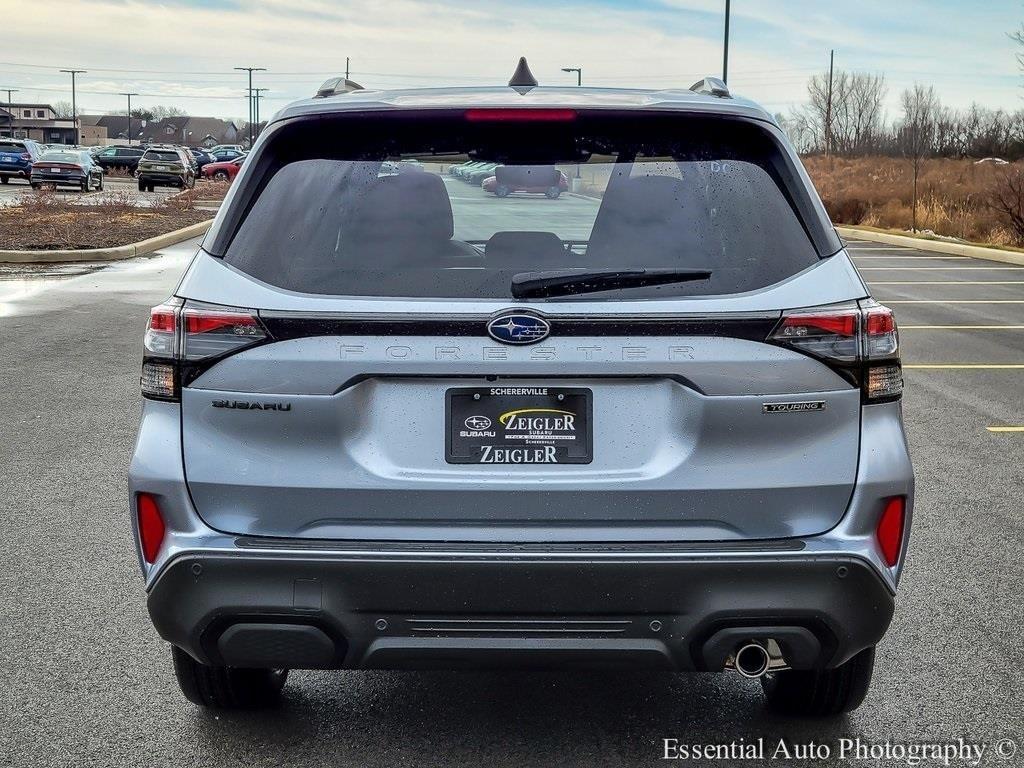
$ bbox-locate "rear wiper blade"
[511,268,713,299]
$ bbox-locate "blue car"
[0,138,43,184]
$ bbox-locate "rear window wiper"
[510,268,713,299]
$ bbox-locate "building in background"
[0,104,77,143]
[77,114,240,148]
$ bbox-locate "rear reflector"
[136,493,166,564]
[464,108,577,122]
[876,497,906,567]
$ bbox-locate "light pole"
[234,66,266,148]
[60,69,86,144]
[1,88,17,137]
[561,67,582,86]
[119,92,138,146]
[252,88,268,139]
[722,0,731,83]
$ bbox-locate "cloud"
[2,0,1020,118]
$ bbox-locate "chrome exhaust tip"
[734,642,771,678]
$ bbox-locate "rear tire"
[171,645,288,709]
[138,179,146,192]
[0,176,8,184]
[762,646,875,717]
[494,184,511,198]
[81,179,89,192]
[214,170,228,181]
[545,186,561,199]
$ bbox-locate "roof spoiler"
[314,77,365,98]
[689,77,731,98]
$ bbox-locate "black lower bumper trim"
[148,552,894,671]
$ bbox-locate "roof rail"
[689,77,731,98]
[314,77,365,98]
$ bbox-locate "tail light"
[769,301,902,403]
[875,496,907,567]
[136,493,166,564]
[141,299,268,401]
[20,152,30,160]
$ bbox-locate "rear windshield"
[39,151,81,163]
[221,113,827,299]
[143,150,181,162]
[0,141,25,152]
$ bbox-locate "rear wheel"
[494,184,511,197]
[762,646,875,716]
[81,178,89,192]
[545,186,561,199]
[214,170,229,182]
[97,174,104,191]
[138,179,146,192]
[0,176,8,184]
[171,645,288,709]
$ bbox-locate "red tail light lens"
[876,497,906,567]
[770,307,860,363]
[465,108,577,122]
[136,493,166,564]
[141,299,268,401]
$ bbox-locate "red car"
[483,165,569,198]
[201,156,244,181]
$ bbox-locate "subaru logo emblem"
[487,312,551,345]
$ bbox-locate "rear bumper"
[0,166,29,177]
[31,172,86,185]
[139,172,186,186]
[148,549,894,672]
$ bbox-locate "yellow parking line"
[904,364,1024,369]
[885,300,1024,304]
[869,281,1024,285]
[852,255,968,260]
[901,325,1024,329]
[987,426,1024,432]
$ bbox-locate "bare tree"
[899,84,939,230]
[52,100,77,118]
[794,70,887,155]
[150,105,188,120]
[988,166,1024,244]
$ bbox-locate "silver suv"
[129,67,914,716]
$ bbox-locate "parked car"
[451,160,488,179]
[136,146,195,191]
[188,148,217,175]
[210,148,245,162]
[0,138,43,184]
[201,155,244,181]
[483,165,569,198]
[30,149,104,191]
[93,146,146,175]
[130,71,913,717]
[209,144,243,154]
[463,162,502,185]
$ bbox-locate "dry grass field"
[803,155,1020,246]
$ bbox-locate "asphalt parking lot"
[1,231,1023,767]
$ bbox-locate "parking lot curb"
[0,219,213,264]
[836,225,1024,266]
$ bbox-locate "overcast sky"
[1,0,1021,121]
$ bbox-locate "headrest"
[599,175,691,225]
[347,172,455,244]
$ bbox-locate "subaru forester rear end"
[129,72,913,716]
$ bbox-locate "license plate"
[446,386,593,464]
[0,157,14,163]
[156,165,168,171]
